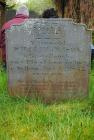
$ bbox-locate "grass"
[0,66,94,140]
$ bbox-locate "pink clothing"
[0,14,29,64]
[2,14,29,30]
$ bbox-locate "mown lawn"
[0,66,94,140]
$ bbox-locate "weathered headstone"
[6,19,92,102]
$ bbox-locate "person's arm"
[0,29,2,62]
[0,29,6,65]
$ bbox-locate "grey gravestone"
[6,19,92,103]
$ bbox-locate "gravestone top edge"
[6,18,92,32]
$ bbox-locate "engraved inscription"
[6,19,91,102]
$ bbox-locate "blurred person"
[42,8,58,18]
[91,44,94,62]
[0,5,29,69]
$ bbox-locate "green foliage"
[6,0,16,9]
[0,65,7,95]
[26,0,54,14]
[6,0,55,14]
[92,31,94,45]
[89,63,94,100]
[0,66,94,139]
